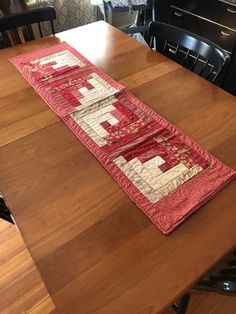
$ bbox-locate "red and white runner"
[10,42,236,234]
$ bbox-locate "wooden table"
[0,21,236,313]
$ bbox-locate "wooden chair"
[0,7,56,48]
[149,21,231,85]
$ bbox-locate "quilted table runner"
[10,42,236,234]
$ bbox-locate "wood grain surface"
[186,292,236,314]
[1,218,236,314]
[0,21,236,313]
[0,219,56,314]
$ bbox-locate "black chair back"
[149,21,230,84]
[0,7,56,48]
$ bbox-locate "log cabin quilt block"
[10,42,236,234]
